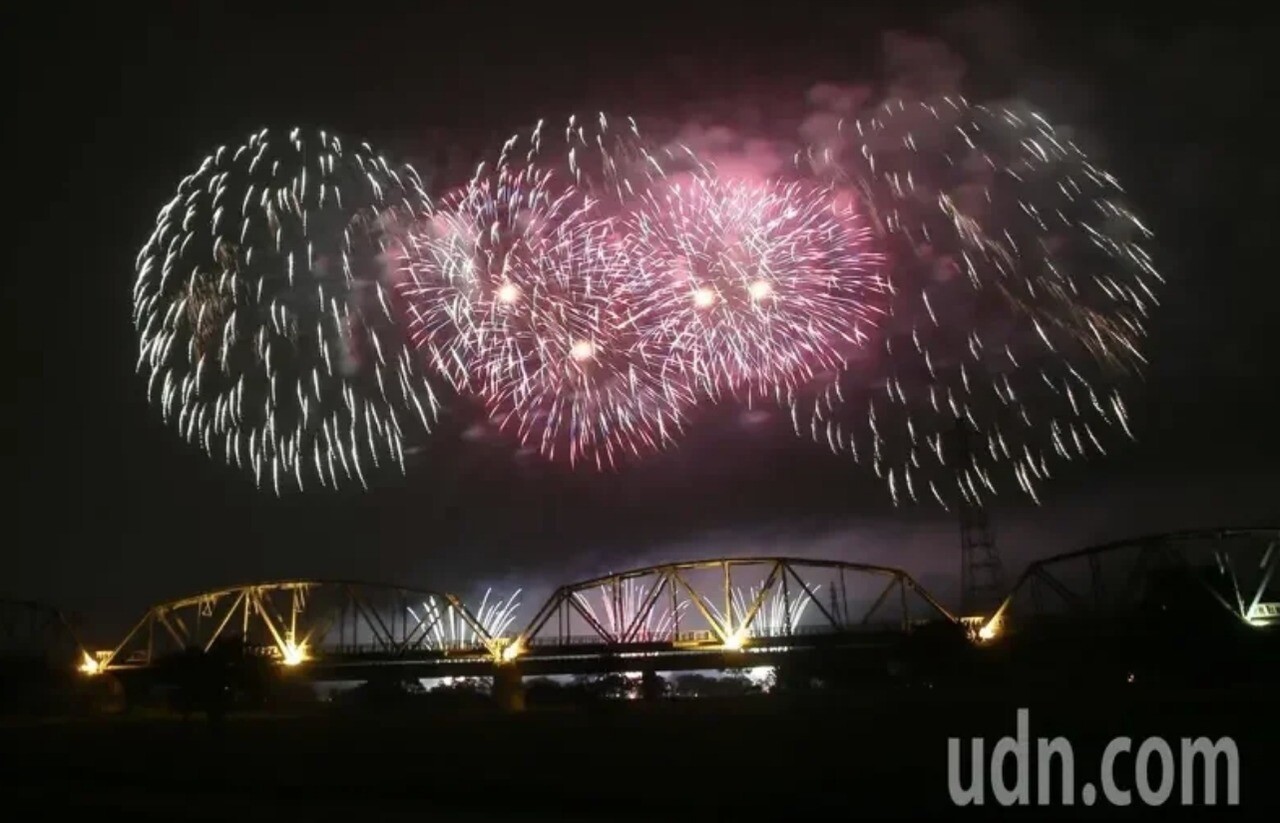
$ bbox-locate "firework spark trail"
[795,96,1160,507]
[397,115,698,468]
[410,588,521,650]
[473,587,522,638]
[485,227,696,469]
[133,127,441,494]
[396,162,591,395]
[708,584,819,638]
[573,578,689,642]
[624,175,887,402]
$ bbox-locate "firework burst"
[396,162,592,393]
[137,102,1158,504]
[624,175,886,401]
[478,222,694,468]
[796,96,1160,506]
[133,127,441,493]
[398,115,695,467]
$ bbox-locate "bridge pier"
[640,670,666,700]
[492,664,525,712]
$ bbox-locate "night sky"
[21,4,1278,637]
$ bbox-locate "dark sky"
[20,3,1279,637]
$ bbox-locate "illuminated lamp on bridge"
[280,640,309,667]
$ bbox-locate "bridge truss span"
[513,557,959,660]
[980,527,1279,638]
[0,598,89,668]
[97,580,510,673]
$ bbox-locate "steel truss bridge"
[1,599,86,663]
[981,527,1278,638]
[73,558,959,682]
[8,527,1275,686]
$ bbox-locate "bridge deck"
[104,628,933,681]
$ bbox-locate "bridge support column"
[493,664,525,712]
[640,670,666,700]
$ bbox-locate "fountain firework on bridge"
[572,578,689,643]
[707,584,821,639]
[407,588,522,651]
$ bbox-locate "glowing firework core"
[625,176,885,397]
[496,282,521,304]
[569,339,597,361]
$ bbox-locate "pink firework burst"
[622,175,887,403]
[476,218,693,468]
[397,120,694,468]
[397,163,593,394]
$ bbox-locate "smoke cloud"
[644,4,1090,191]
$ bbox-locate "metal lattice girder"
[97,580,500,670]
[515,557,958,652]
[0,598,88,663]
[980,526,1280,635]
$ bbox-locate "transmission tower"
[954,420,1005,615]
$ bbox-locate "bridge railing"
[520,621,930,650]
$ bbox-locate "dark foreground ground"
[4,683,1276,820]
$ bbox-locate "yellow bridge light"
[500,640,523,663]
[281,641,308,666]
